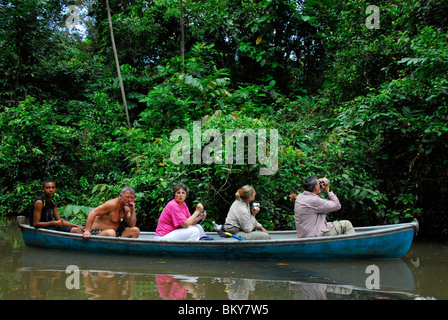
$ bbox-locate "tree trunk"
[105,0,131,127]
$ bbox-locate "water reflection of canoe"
[17,217,418,260]
[18,247,417,298]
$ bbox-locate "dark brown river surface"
[1,217,447,300]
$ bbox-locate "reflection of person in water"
[289,282,352,300]
[82,270,134,300]
[223,278,257,300]
[156,274,203,300]
[28,270,61,300]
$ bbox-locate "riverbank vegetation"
[1,0,447,237]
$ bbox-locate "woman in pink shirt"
[154,183,207,241]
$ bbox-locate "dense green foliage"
[1,0,447,237]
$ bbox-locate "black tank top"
[29,195,56,227]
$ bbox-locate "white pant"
[154,224,206,241]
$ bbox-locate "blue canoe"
[17,217,418,260]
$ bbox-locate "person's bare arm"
[53,206,84,230]
[124,204,137,227]
[180,203,205,227]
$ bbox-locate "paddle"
[212,221,245,241]
[224,232,245,241]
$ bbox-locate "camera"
[252,203,260,210]
[319,180,330,187]
[199,210,205,218]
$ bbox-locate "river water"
[1,217,447,300]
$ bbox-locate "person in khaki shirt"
[224,185,270,240]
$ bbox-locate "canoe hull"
[18,221,418,260]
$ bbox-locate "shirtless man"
[82,186,140,239]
